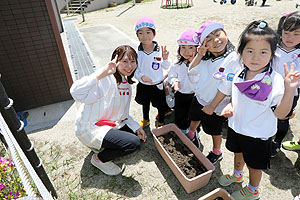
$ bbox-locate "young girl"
[134,16,172,128]
[70,45,146,176]
[219,20,300,200]
[167,29,199,134]
[271,11,300,157]
[187,21,241,164]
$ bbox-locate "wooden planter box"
[199,188,234,200]
[152,123,215,194]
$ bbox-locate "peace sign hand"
[284,62,300,92]
[197,39,210,57]
[96,57,118,80]
[161,45,169,60]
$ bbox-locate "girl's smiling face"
[282,28,300,50]
[117,54,137,76]
[205,29,228,57]
[242,36,272,74]
[137,27,155,45]
[179,45,197,61]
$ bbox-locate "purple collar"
[235,67,272,101]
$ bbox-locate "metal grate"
[63,19,95,80]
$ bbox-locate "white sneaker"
[91,154,122,176]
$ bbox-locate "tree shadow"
[80,152,143,198]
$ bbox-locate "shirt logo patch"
[154,57,161,61]
[226,73,235,81]
[152,62,160,70]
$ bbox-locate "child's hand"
[188,51,196,63]
[141,76,153,83]
[171,81,181,91]
[202,104,215,115]
[197,39,210,57]
[221,103,233,117]
[136,128,147,142]
[161,46,169,60]
[284,62,300,92]
[163,70,168,79]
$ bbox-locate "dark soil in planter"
[157,131,207,178]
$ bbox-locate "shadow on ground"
[80,152,143,198]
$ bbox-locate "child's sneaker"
[231,186,261,200]
[206,151,223,165]
[270,140,281,158]
[91,154,122,176]
[218,173,244,186]
[139,119,150,128]
[187,130,200,148]
[294,194,300,200]
[282,140,300,151]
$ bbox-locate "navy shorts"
[135,82,167,109]
[189,97,225,135]
[226,127,272,170]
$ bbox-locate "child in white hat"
[187,21,241,165]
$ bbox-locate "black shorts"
[226,127,272,170]
[135,82,167,109]
[189,97,225,135]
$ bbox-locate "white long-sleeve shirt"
[272,44,300,95]
[168,61,195,94]
[134,42,171,89]
[70,72,140,151]
[188,51,241,115]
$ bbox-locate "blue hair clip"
[258,21,267,29]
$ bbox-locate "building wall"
[0,0,72,111]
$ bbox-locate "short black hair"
[281,11,300,33]
[238,20,278,65]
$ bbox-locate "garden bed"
[152,124,215,194]
[199,188,234,200]
[157,131,207,178]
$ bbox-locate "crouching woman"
[70,45,146,176]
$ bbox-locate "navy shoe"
[206,151,223,165]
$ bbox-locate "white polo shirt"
[188,50,241,115]
[134,41,171,89]
[168,60,195,94]
[70,72,140,151]
[273,44,300,94]
[228,68,284,140]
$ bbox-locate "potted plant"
[152,123,215,194]
[199,188,234,200]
